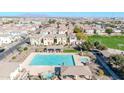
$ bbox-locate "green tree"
[73,26,82,33]
[105,28,113,34]
[48,19,56,24]
[57,22,61,28]
[30,21,33,24]
[93,29,97,34]
[76,32,88,40]
[80,41,93,51]
[109,54,124,68]
[121,30,124,34]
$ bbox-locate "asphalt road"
[0,37,30,61]
[93,51,120,80]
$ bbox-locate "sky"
[0,12,124,17]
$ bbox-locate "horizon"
[0,12,124,17]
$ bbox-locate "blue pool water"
[30,54,75,66]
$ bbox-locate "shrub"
[97,44,107,50]
[23,47,28,51]
[94,41,100,47]
[98,69,104,76]
[93,41,107,50]
[80,41,94,51]
[35,49,38,52]
[108,54,124,79]
[17,47,23,52]
[12,56,16,59]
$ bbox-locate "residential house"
[30,35,43,46]
[43,35,54,45]
[55,34,67,45]
[30,34,67,46]
[68,33,77,45]
[113,29,121,33]
[0,35,14,46]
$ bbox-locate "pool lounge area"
[15,53,93,80]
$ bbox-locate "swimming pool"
[30,54,75,66]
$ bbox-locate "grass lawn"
[63,49,79,53]
[88,35,124,51]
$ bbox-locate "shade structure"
[61,66,92,76]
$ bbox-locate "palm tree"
[57,22,61,29]
[71,22,75,26]
[65,22,69,29]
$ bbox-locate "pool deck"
[21,52,85,75]
[0,62,19,80]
